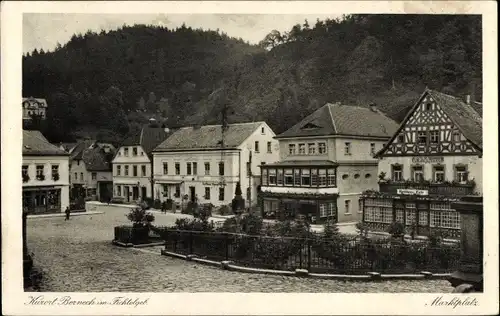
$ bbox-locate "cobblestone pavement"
[27,207,454,292]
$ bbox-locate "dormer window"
[301,122,320,129]
[261,127,265,134]
[397,134,405,143]
[132,147,138,156]
[425,103,432,111]
[124,148,129,156]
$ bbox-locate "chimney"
[369,102,377,112]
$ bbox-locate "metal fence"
[158,229,460,274]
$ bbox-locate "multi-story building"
[259,102,399,224]
[112,125,172,202]
[152,122,280,207]
[69,140,114,202]
[361,89,482,238]
[22,97,47,121]
[22,130,70,214]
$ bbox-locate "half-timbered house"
[361,89,482,238]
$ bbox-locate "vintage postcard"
[1,1,498,315]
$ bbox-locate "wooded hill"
[22,15,482,145]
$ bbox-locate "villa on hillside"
[22,97,48,121]
[22,130,70,214]
[112,122,173,202]
[152,122,280,207]
[259,102,399,224]
[361,89,483,238]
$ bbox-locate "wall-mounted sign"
[202,181,226,186]
[397,189,429,196]
[411,156,444,164]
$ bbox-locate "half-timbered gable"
[379,89,482,157]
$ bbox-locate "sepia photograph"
[2,1,498,315]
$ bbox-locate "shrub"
[240,213,263,235]
[218,205,232,216]
[165,199,173,210]
[194,204,213,221]
[142,197,154,210]
[387,221,405,238]
[323,220,340,239]
[174,218,214,232]
[126,206,155,227]
[153,199,162,209]
[355,221,369,237]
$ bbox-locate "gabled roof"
[376,89,483,157]
[23,130,68,156]
[70,140,114,171]
[71,140,97,160]
[154,122,264,151]
[59,142,78,153]
[276,103,399,139]
[120,126,172,156]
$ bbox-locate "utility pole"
[248,150,252,209]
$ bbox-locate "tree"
[258,30,283,50]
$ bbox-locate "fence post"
[189,231,193,254]
[307,238,312,271]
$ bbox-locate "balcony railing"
[379,181,475,197]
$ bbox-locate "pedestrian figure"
[65,206,70,221]
[161,201,167,214]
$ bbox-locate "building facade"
[22,97,47,121]
[152,122,280,207]
[260,103,399,224]
[361,89,483,238]
[22,131,70,214]
[112,125,171,202]
[69,140,114,202]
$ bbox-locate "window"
[392,165,403,181]
[125,165,129,176]
[370,143,376,155]
[22,165,28,177]
[301,169,310,186]
[453,131,461,142]
[91,172,97,180]
[327,169,336,186]
[124,148,129,156]
[354,174,360,179]
[319,169,327,186]
[51,165,59,179]
[397,134,405,143]
[163,162,168,175]
[269,169,277,185]
[133,165,138,177]
[186,163,192,175]
[308,143,316,154]
[116,185,121,196]
[455,165,468,183]
[80,172,84,181]
[365,173,372,179]
[133,147,138,156]
[219,187,225,201]
[344,142,351,155]
[318,142,326,154]
[193,162,198,175]
[425,103,432,111]
[430,130,439,143]
[358,199,363,214]
[344,200,351,214]
[254,141,260,153]
[77,160,80,166]
[311,169,318,186]
[418,131,428,144]
[433,165,445,183]
[412,165,424,182]
[141,165,146,177]
[319,202,335,218]
[261,127,265,134]
[175,162,180,175]
[36,165,44,180]
[162,184,168,196]
[284,169,293,186]
[116,165,121,176]
[288,144,296,155]
[298,143,306,155]
[74,172,78,180]
[204,187,210,200]
[219,162,224,176]
[319,204,326,218]
[267,142,272,153]
[342,174,349,180]
[262,169,269,186]
[204,162,210,175]
[277,169,284,185]
[294,169,301,186]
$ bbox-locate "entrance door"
[141,186,147,200]
[189,186,196,202]
[124,186,130,202]
[133,186,139,200]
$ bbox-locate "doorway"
[133,186,139,200]
[124,186,130,202]
[141,186,147,200]
[189,186,196,202]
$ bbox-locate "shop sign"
[411,156,444,164]
[397,189,429,196]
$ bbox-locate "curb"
[159,249,452,281]
[112,240,133,247]
[28,211,103,219]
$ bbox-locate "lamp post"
[449,195,483,292]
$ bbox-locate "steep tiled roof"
[82,147,113,171]
[71,140,96,160]
[276,103,399,139]
[427,90,482,149]
[121,126,171,155]
[154,122,263,151]
[59,142,78,153]
[23,130,68,156]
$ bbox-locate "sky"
[23,13,341,53]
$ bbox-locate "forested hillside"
[23,15,482,144]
